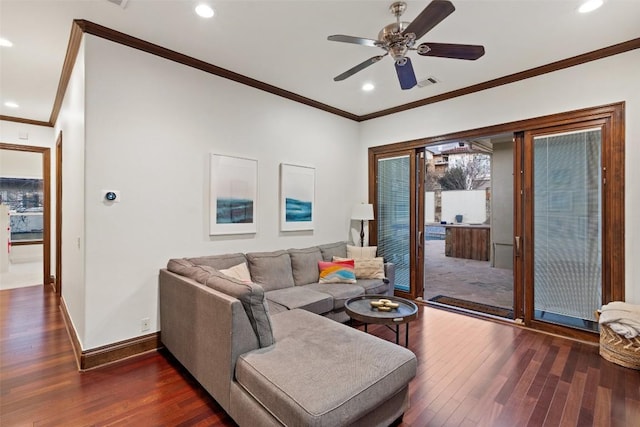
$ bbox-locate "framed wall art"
[209,154,257,235]
[280,163,315,231]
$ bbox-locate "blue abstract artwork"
[210,154,257,235]
[285,198,312,222]
[217,198,254,223]
[280,164,315,231]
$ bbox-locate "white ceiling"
[1,0,639,123]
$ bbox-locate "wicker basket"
[599,323,640,370]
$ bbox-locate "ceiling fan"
[328,0,485,90]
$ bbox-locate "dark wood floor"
[1,286,639,426]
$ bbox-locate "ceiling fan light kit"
[328,0,485,90]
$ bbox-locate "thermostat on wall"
[102,190,121,203]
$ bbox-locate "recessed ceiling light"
[0,38,13,47]
[362,83,375,92]
[195,4,214,18]
[578,0,603,13]
[4,101,19,108]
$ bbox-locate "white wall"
[425,192,435,223]
[76,35,360,349]
[0,149,42,178]
[0,121,54,149]
[54,38,87,348]
[45,34,640,350]
[359,49,640,304]
[491,141,514,269]
[441,190,486,224]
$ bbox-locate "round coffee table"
[345,295,419,347]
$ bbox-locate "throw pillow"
[219,262,252,283]
[347,245,377,259]
[318,260,356,284]
[334,256,385,279]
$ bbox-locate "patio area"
[423,240,513,312]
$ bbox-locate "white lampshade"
[351,203,374,221]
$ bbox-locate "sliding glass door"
[377,155,410,293]
[372,150,424,299]
[530,128,602,331]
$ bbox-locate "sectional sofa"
[159,241,417,426]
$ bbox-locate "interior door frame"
[0,142,51,290]
[368,102,624,329]
[55,132,62,294]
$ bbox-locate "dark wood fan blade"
[395,57,417,90]
[417,42,485,60]
[334,55,385,81]
[328,35,380,48]
[403,0,455,40]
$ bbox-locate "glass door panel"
[532,128,602,332]
[377,155,411,293]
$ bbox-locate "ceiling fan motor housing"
[378,22,416,63]
[328,1,484,89]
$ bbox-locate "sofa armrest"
[383,262,395,296]
[159,269,259,412]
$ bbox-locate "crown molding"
[3,20,638,126]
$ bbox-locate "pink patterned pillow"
[318,260,356,284]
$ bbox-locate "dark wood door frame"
[55,132,62,294]
[521,113,623,341]
[0,142,52,290]
[368,102,624,340]
[369,149,424,300]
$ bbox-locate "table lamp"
[351,203,374,247]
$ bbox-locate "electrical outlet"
[141,317,150,332]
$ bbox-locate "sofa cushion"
[246,250,295,292]
[303,283,364,310]
[236,309,417,427]
[317,241,347,261]
[318,260,356,284]
[266,287,333,315]
[202,270,274,348]
[167,258,216,283]
[187,253,248,271]
[266,300,289,316]
[347,244,377,259]
[288,247,323,286]
[356,278,389,295]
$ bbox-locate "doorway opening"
[0,143,51,291]
[422,134,514,319]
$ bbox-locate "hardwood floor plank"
[593,386,612,427]
[528,374,560,425]
[542,380,571,426]
[2,286,639,426]
[559,371,587,427]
